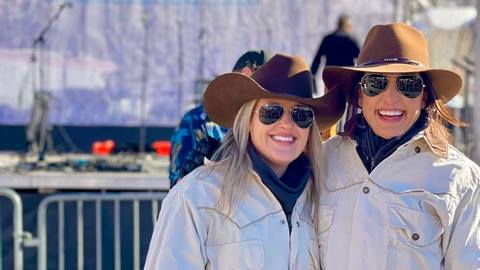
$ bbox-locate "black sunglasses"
[360,73,425,98]
[257,104,315,129]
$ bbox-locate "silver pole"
[151,199,159,225]
[139,9,150,154]
[176,18,184,119]
[77,201,84,270]
[114,200,121,270]
[58,202,65,270]
[133,200,140,270]
[0,188,24,270]
[95,200,102,270]
[393,0,403,22]
[471,0,480,163]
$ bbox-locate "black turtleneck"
[247,143,311,231]
[352,110,429,173]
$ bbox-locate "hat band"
[358,57,425,67]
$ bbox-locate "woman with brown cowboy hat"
[318,22,480,270]
[144,53,345,269]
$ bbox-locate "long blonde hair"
[208,99,326,216]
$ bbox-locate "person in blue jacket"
[169,50,270,187]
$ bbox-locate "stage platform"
[0,152,170,191]
[0,151,170,269]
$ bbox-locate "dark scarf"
[352,110,429,173]
[247,143,311,230]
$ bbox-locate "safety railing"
[35,192,168,270]
[0,187,33,270]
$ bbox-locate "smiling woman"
[357,72,426,139]
[249,99,312,176]
[318,22,480,270]
[143,53,345,270]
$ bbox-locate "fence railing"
[0,187,25,270]
[0,188,168,270]
[36,192,167,270]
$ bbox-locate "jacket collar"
[323,137,368,192]
[226,173,312,228]
[197,169,312,229]
[323,133,442,192]
[404,130,446,157]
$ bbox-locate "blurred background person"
[310,14,360,94]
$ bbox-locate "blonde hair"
[207,100,325,216]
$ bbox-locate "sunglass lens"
[396,76,423,98]
[258,104,284,125]
[362,74,389,96]
[291,107,314,128]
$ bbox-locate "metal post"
[139,8,150,154]
[133,201,140,270]
[114,200,121,270]
[77,201,84,270]
[176,18,184,119]
[393,0,404,22]
[95,200,102,270]
[58,202,65,270]
[0,188,24,270]
[471,0,480,163]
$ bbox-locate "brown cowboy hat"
[204,53,346,130]
[323,22,462,102]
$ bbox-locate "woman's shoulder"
[445,145,480,186]
[170,165,224,206]
[323,135,355,152]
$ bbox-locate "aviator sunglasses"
[257,104,315,129]
[360,73,425,98]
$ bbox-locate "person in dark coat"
[310,15,360,78]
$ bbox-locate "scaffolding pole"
[472,0,480,163]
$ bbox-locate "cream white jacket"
[319,134,480,270]
[144,166,320,270]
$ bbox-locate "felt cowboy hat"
[323,22,462,102]
[204,53,346,130]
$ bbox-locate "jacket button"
[414,146,421,153]
[362,186,370,194]
[280,220,286,225]
[411,233,420,241]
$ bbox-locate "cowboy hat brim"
[204,72,345,130]
[323,64,462,102]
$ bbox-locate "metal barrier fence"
[35,192,168,270]
[0,188,167,270]
[0,187,26,270]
